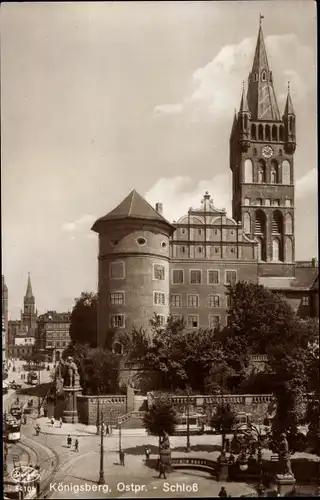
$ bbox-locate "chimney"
[155,203,163,215]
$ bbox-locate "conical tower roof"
[92,190,174,233]
[239,85,250,114]
[25,273,34,300]
[247,22,281,121]
[284,85,295,115]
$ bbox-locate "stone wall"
[77,395,127,425]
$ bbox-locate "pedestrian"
[67,435,72,449]
[145,447,150,464]
[51,417,55,427]
[96,424,100,435]
[158,461,166,479]
[106,425,109,436]
[74,439,79,452]
[59,418,63,428]
[218,486,228,498]
[119,449,125,466]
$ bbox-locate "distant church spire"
[25,272,34,299]
[247,18,280,120]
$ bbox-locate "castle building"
[92,21,318,348]
[8,273,38,359]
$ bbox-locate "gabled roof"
[247,24,281,121]
[92,190,174,233]
[259,265,319,291]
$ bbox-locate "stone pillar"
[63,385,82,423]
[126,384,134,413]
[275,474,296,496]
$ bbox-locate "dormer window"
[261,71,267,82]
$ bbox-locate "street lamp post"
[185,387,191,453]
[119,423,122,453]
[98,410,105,485]
[37,361,41,417]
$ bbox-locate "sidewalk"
[36,417,149,437]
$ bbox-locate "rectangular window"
[170,294,181,308]
[226,294,232,308]
[187,315,199,329]
[285,199,292,207]
[256,198,262,206]
[187,295,199,308]
[154,292,166,305]
[156,315,166,326]
[172,269,184,284]
[208,294,220,308]
[171,314,181,322]
[209,315,220,329]
[208,270,219,285]
[110,314,125,328]
[273,199,280,207]
[110,292,125,305]
[244,198,250,206]
[110,261,125,279]
[265,198,271,206]
[226,315,232,327]
[190,270,202,284]
[153,264,165,280]
[302,296,310,306]
[225,270,237,286]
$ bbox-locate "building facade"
[92,22,318,348]
[36,311,71,362]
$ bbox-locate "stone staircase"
[115,411,146,430]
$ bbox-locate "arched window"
[285,237,293,262]
[279,149,283,156]
[285,213,293,234]
[272,125,278,141]
[289,116,294,133]
[272,211,283,234]
[261,71,267,81]
[255,210,266,234]
[244,115,248,129]
[256,236,265,261]
[251,124,256,140]
[265,124,271,141]
[270,160,278,184]
[257,160,266,183]
[244,159,253,183]
[243,212,251,234]
[272,237,280,261]
[279,125,284,142]
[258,124,264,141]
[282,160,291,184]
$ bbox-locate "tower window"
[265,124,271,141]
[110,261,125,279]
[244,198,250,206]
[110,292,125,305]
[110,314,125,329]
[170,294,181,308]
[258,124,264,141]
[172,270,184,284]
[154,292,166,306]
[272,125,278,141]
[257,160,266,183]
[137,237,147,246]
[208,295,220,308]
[244,159,253,183]
[272,211,283,234]
[208,270,219,284]
[251,124,256,140]
[270,160,279,184]
[279,125,284,142]
[261,71,267,81]
[256,237,265,261]
[187,315,199,329]
[153,264,165,280]
[272,238,280,262]
[225,271,237,286]
[209,315,220,330]
[243,212,251,234]
[255,211,266,234]
[190,270,202,284]
[256,198,262,206]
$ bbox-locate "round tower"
[91,190,175,349]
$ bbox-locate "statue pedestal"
[62,385,82,423]
[219,460,229,481]
[275,474,296,497]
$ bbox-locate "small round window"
[161,241,167,248]
[137,237,147,246]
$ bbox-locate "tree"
[143,395,178,442]
[226,281,296,355]
[69,292,98,347]
[210,403,236,455]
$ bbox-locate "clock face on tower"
[262,146,274,159]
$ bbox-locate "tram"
[10,403,23,420]
[174,414,205,435]
[6,417,21,442]
[27,371,38,386]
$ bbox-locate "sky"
[1,1,317,319]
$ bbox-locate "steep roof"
[247,24,281,121]
[25,273,34,300]
[284,88,295,115]
[92,190,174,232]
[259,266,318,291]
[239,87,250,114]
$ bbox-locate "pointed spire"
[247,19,281,120]
[25,272,34,299]
[239,82,250,113]
[284,81,295,115]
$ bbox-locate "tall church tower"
[230,18,296,277]
[21,273,37,334]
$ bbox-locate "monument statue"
[60,356,80,387]
[278,433,293,476]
